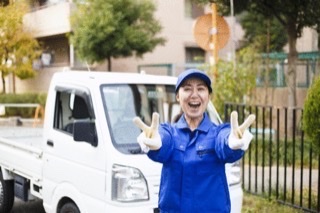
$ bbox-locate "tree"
[70,0,166,71]
[0,0,41,93]
[238,11,288,105]
[193,0,320,108]
[239,11,287,53]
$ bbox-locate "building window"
[38,36,69,67]
[185,0,204,19]
[185,47,205,63]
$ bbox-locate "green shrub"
[0,93,47,118]
[303,76,320,154]
[244,138,318,168]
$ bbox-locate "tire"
[0,171,14,213]
[59,202,80,213]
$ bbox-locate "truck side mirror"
[73,120,98,147]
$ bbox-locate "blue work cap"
[175,69,212,93]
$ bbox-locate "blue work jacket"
[147,113,244,213]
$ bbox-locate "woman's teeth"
[189,102,200,108]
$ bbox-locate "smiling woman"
[133,69,256,213]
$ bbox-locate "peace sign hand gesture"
[133,112,162,152]
[228,111,256,150]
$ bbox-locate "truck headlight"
[112,164,149,202]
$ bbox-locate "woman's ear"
[176,93,179,102]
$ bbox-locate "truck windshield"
[101,84,180,154]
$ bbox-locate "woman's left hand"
[228,111,256,150]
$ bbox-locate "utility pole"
[210,3,218,81]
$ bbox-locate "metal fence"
[224,103,320,213]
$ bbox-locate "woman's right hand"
[133,112,162,152]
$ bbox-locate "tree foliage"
[239,11,287,52]
[0,0,41,93]
[70,0,166,71]
[303,76,320,154]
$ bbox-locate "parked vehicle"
[0,71,243,213]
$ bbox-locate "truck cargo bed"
[0,127,43,147]
[0,127,43,181]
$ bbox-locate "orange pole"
[211,3,218,81]
[33,105,44,127]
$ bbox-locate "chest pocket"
[196,137,221,175]
[196,136,216,157]
[172,131,188,152]
[171,138,187,163]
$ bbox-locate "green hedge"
[303,75,320,154]
[0,93,47,118]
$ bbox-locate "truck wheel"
[60,202,80,213]
[0,172,14,213]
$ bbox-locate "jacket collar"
[176,112,212,132]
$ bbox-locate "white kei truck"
[0,71,243,213]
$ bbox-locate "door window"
[53,89,92,136]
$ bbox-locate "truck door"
[42,86,106,212]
